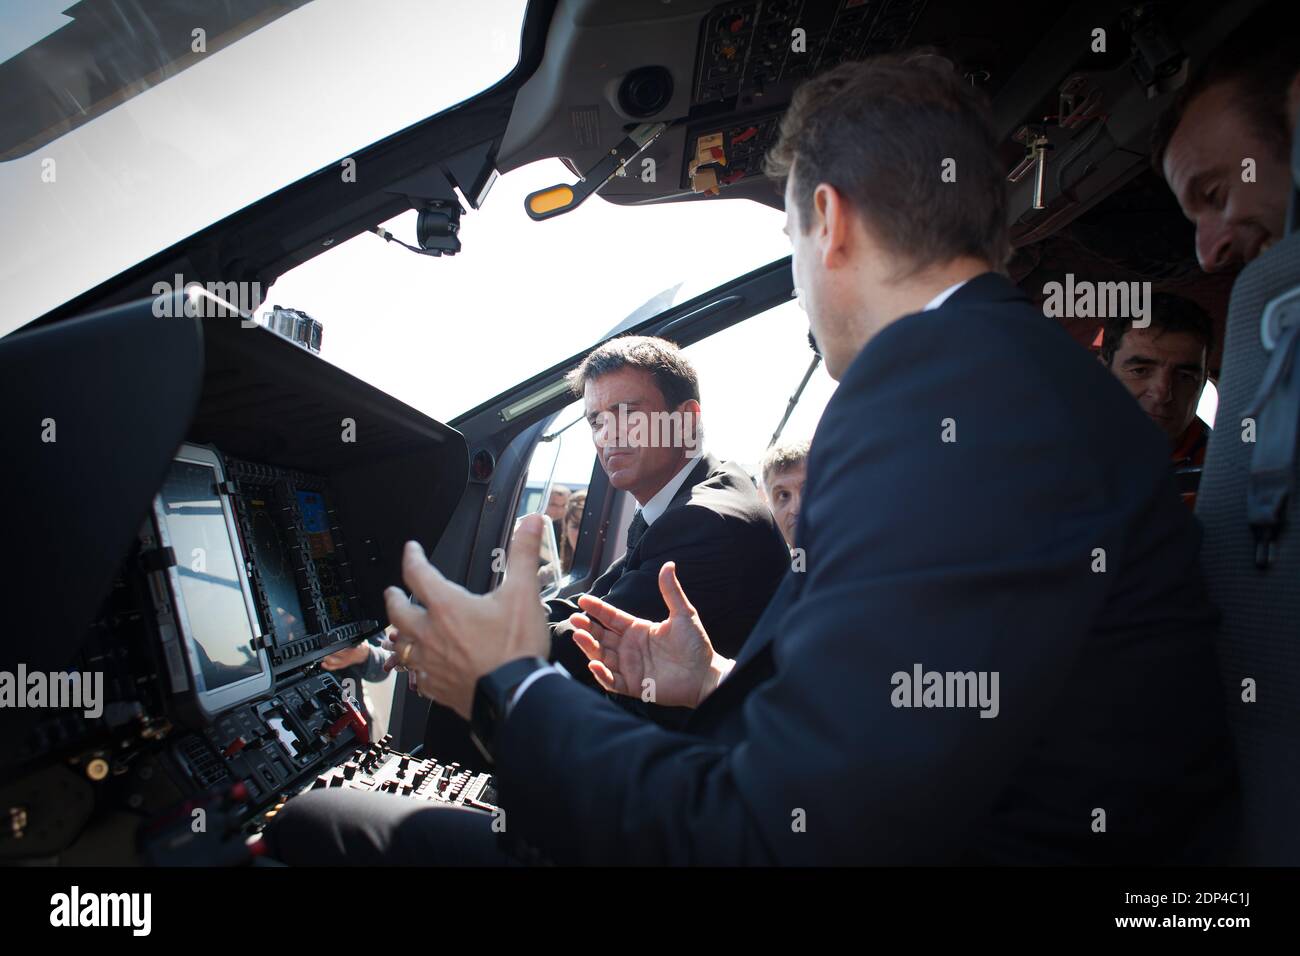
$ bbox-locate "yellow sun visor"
[526,185,577,219]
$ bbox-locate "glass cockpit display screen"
[296,489,353,626]
[244,495,307,642]
[159,460,261,691]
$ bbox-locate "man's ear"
[676,399,704,457]
[678,399,703,434]
[815,183,850,266]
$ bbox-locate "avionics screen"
[295,490,334,555]
[296,489,353,625]
[244,496,307,642]
[160,460,261,690]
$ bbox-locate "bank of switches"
[305,735,501,812]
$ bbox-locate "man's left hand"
[384,515,549,719]
[320,643,370,671]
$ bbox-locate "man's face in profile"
[545,489,569,525]
[1106,326,1208,445]
[585,366,698,503]
[1162,82,1294,272]
[784,173,839,377]
[764,464,806,549]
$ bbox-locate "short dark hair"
[764,52,1011,275]
[1150,2,1300,174]
[567,335,699,408]
[761,439,811,490]
[1099,293,1214,370]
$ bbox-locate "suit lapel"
[589,554,626,598]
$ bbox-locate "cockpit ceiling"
[497,0,1068,210]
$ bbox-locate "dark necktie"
[625,511,649,554]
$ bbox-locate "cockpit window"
[3,1,297,161]
[0,0,527,335]
[260,157,790,421]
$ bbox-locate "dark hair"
[559,489,587,573]
[1099,293,1214,369]
[1150,2,1300,174]
[764,52,1011,275]
[761,439,811,490]
[566,335,699,408]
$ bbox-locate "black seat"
[1195,112,1300,863]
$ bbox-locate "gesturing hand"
[380,626,422,694]
[568,561,734,709]
[384,515,549,720]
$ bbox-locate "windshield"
[260,157,792,421]
[0,0,527,336]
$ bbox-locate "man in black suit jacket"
[420,337,789,764]
[267,54,1235,866]
[546,451,787,678]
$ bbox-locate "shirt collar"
[638,455,702,526]
[922,279,969,312]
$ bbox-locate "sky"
[0,0,531,335]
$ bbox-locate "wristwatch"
[470,656,550,763]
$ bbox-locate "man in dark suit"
[546,453,786,675]
[419,336,790,763]
[546,336,789,673]
[267,54,1236,865]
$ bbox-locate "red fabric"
[1173,420,1210,509]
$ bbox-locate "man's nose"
[591,415,614,447]
[1148,369,1176,404]
[1196,217,1236,273]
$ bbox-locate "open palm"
[569,561,722,708]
